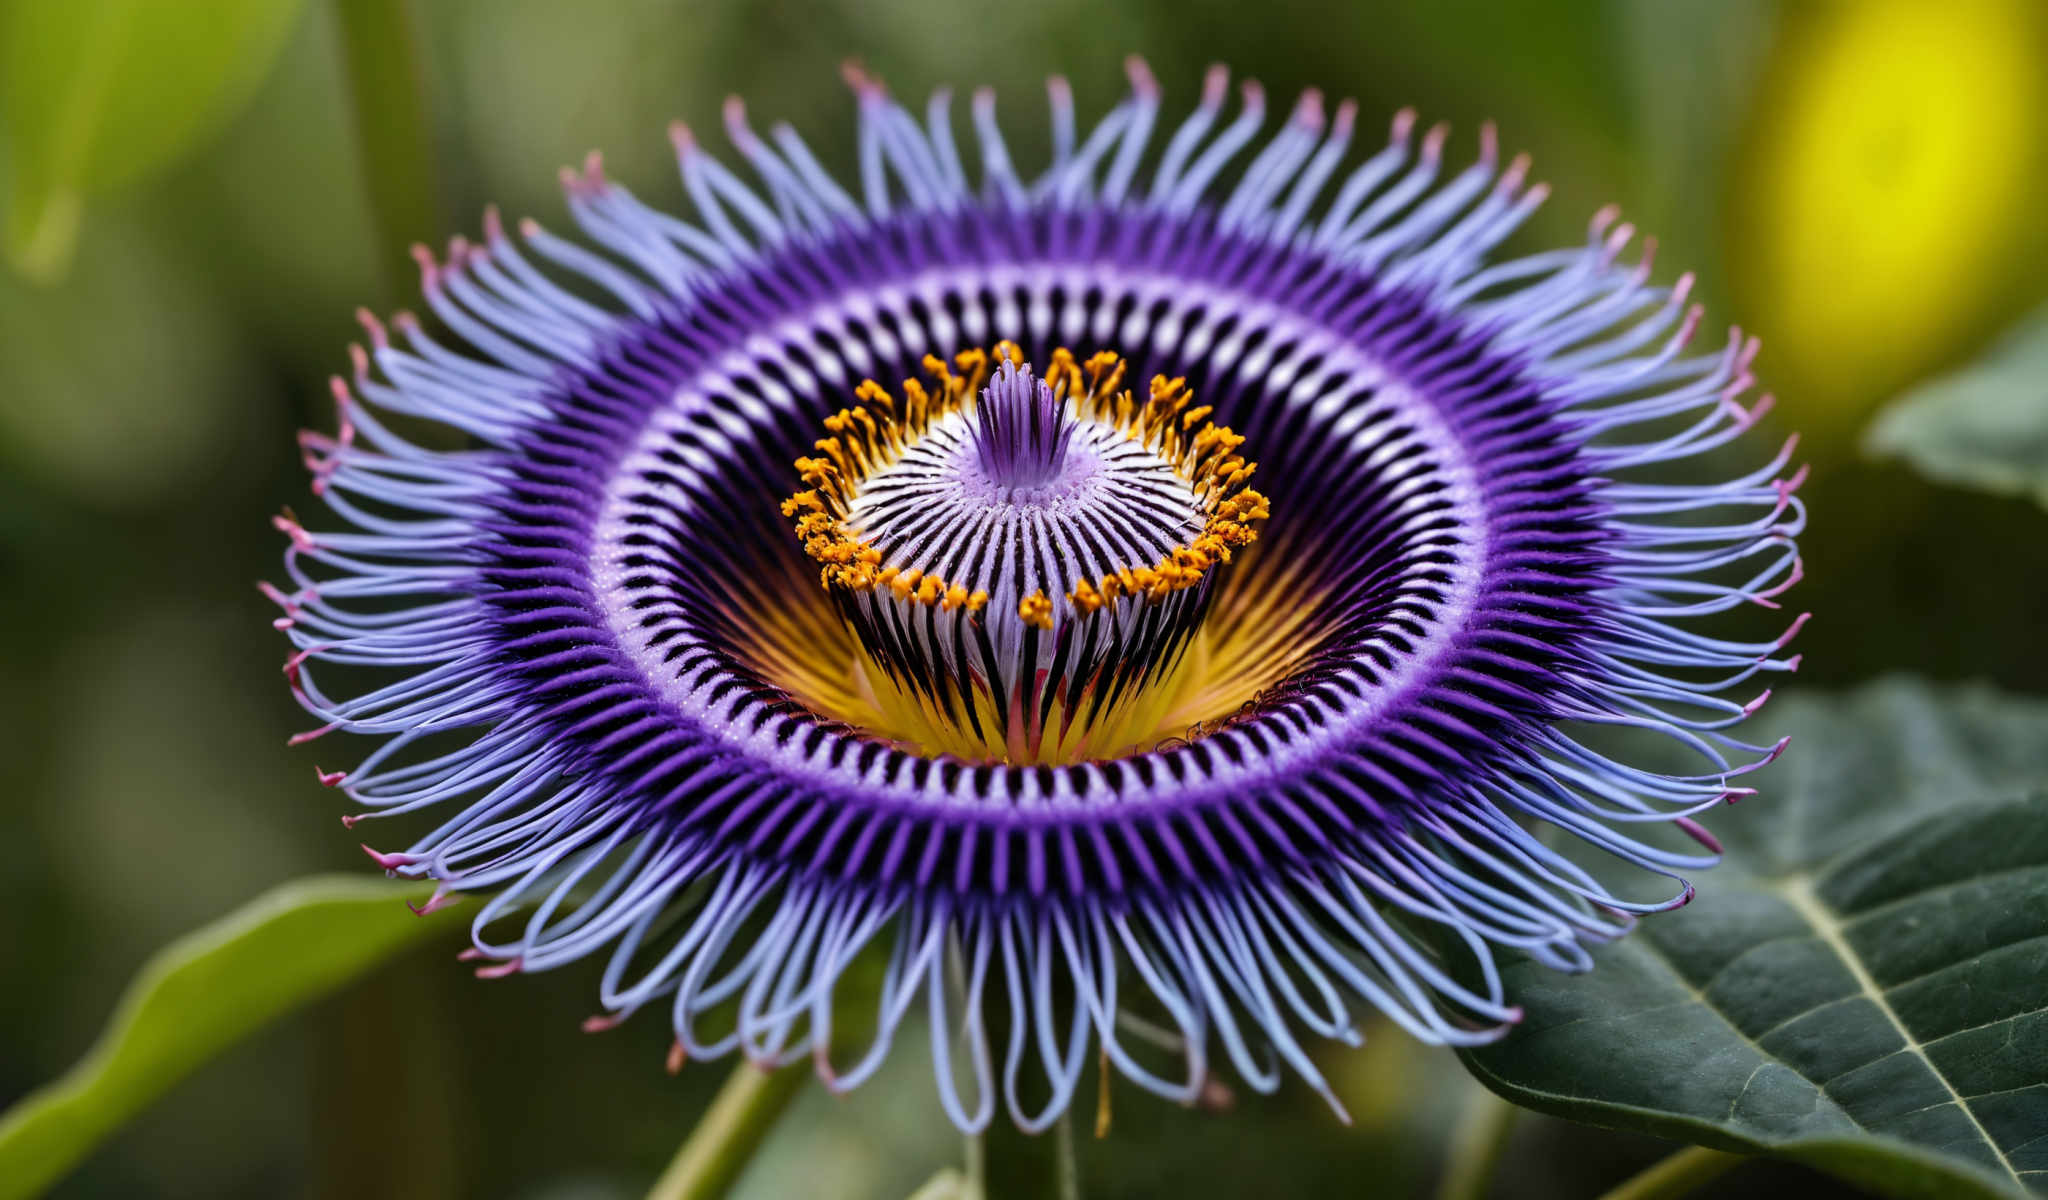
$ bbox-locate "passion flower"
[272,60,1804,1131]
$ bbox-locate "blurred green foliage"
[1866,300,2048,509]
[0,0,305,278]
[1,1,2045,1197]
[0,877,442,1200]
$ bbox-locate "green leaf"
[1865,302,2048,507]
[0,875,447,1199]
[0,0,304,279]
[1461,681,2048,1200]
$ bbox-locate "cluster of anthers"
[783,342,1268,630]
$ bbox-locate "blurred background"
[2,1,2045,1196]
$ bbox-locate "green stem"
[645,1061,807,1200]
[961,1123,986,1200]
[1596,1146,1746,1200]
[1052,1108,1082,1200]
[331,0,441,297]
[1434,1088,1519,1200]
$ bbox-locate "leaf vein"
[1781,876,2027,1186]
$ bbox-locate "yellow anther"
[1018,591,1054,630]
[903,378,932,431]
[787,344,1267,631]
[888,568,923,598]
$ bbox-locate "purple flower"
[271,60,1805,1131]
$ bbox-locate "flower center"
[781,343,1268,764]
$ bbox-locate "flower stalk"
[1596,1146,1746,1200]
[645,1062,807,1200]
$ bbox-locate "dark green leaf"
[0,875,446,1200]
[1461,681,2048,1199]
[1866,303,2048,507]
[0,0,304,279]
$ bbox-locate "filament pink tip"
[360,844,412,871]
[257,580,297,613]
[1293,88,1325,131]
[474,957,523,979]
[1420,121,1449,162]
[1671,819,1720,855]
[1331,99,1358,137]
[408,890,460,916]
[840,60,882,97]
[353,307,388,348]
[1499,152,1531,192]
[722,95,754,145]
[1671,273,1696,308]
[1201,64,1229,109]
[410,243,440,289]
[1124,55,1159,99]
[272,513,313,550]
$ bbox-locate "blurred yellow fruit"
[1732,0,2046,422]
